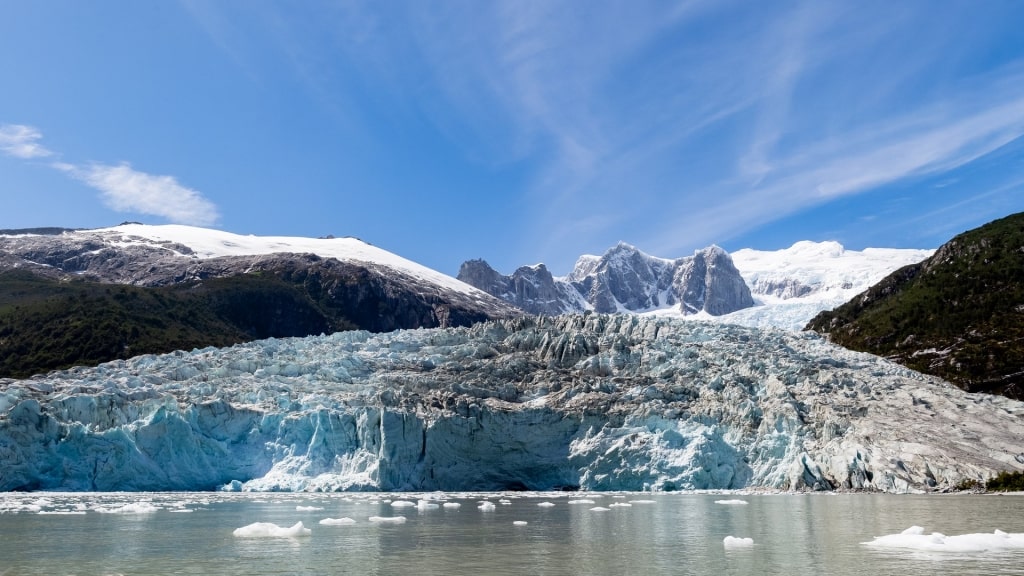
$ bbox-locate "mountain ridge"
[460,241,934,330]
[0,224,519,377]
[459,243,755,317]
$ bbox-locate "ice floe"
[864,526,1024,553]
[723,536,754,548]
[368,516,407,524]
[233,521,311,537]
[96,503,160,514]
[714,499,749,505]
[319,517,357,526]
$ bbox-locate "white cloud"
[1,123,220,226]
[73,163,220,226]
[0,124,53,159]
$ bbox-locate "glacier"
[1,314,1021,493]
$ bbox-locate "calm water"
[1,492,1023,575]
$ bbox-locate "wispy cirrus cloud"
[1,124,219,226]
[0,124,53,159]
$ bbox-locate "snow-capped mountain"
[0,224,520,377]
[722,242,935,330]
[462,240,933,331]
[0,223,516,323]
[3,315,1021,493]
[458,243,754,317]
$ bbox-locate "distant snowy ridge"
[458,243,754,317]
[34,223,482,296]
[0,223,519,333]
[2,315,1020,493]
[463,241,933,331]
[723,241,935,330]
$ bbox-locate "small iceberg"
[96,503,160,514]
[864,526,1024,552]
[714,499,749,506]
[319,517,356,526]
[723,536,754,548]
[233,521,311,538]
[368,516,407,524]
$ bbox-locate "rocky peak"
[459,242,754,317]
[673,246,754,315]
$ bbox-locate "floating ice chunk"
[715,499,749,505]
[499,499,512,505]
[537,502,555,508]
[443,502,461,510]
[609,502,632,508]
[233,521,311,538]
[38,511,87,515]
[513,521,528,526]
[319,517,357,525]
[864,526,1024,552]
[390,500,416,508]
[629,500,656,504]
[368,516,407,524]
[589,507,611,512]
[417,500,439,510]
[296,506,324,511]
[97,503,160,514]
[568,499,596,505]
[478,502,496,511]
[724,536,754,548]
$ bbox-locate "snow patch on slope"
[85,224,480,296]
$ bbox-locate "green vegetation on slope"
[807,212,1024,400]
[0,269,356,379]
[986,470,1024,492]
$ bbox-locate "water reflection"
[0,492,1022,575]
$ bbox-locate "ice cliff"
[2,315,1021,493]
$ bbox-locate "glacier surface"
[1,315,1021,493]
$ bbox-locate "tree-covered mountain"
[807,212,1024,399]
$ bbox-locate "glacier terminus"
[2,314,1021,493]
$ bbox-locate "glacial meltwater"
[1,492,1022,575]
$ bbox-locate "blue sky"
[2,1,1024,276]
